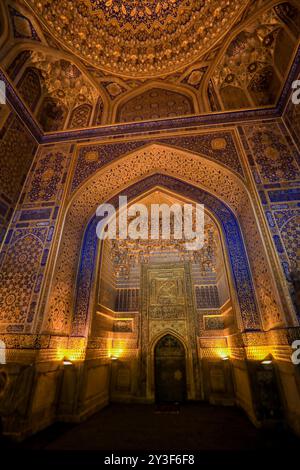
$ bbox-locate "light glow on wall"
[56,347,85,362]
[246,346,275,361]
[217,348,231,360]
[107,338,125,359]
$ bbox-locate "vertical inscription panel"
[147,266,187,321]
[140,263,199,400]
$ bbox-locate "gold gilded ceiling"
[26,0,248,78]
[2,0,300,130]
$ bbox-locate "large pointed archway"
[72,174,259,339]
[42,144,288,339]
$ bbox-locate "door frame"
[147,329,196,402]
[154,334,187,403]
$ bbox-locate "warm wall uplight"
[217,348,230,361]
[63,359,73,366]
[56,343,86,362]
[221,355,229,361]
[108,348,124,359]
[107,337,126,359]
[261,354,273,365]
[246,346,274,361]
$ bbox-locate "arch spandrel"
[71,136,245,194]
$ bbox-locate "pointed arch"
[0,0,10,52]
[42,144,292,341]
[151,329,189,358]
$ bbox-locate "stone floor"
[0,403,298,467]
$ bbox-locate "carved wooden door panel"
[155,335,186,403]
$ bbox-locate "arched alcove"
[17,66,42,111]
[154,335,187,403]
[74,178,254,339]
[113,84,199,123]
[37,96,67,132]
[83,186,239,401]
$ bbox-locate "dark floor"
[0,403,298,468]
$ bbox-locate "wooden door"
[155,335,186,403]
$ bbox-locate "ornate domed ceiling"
[26,0,248,78]
[1,0,300,132]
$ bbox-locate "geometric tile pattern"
[69,104,92,129]
[280,215,300,271]
[117,88,194,123]
[204,316,224,330]
[17,68,41,111]
[0,144,72,333]
[0,230,45,331]
[195,285,219,309]
[241,122,299,183]
[27,151,65,202]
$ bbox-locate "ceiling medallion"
[27,0,248,78]
[89,0,180,25]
